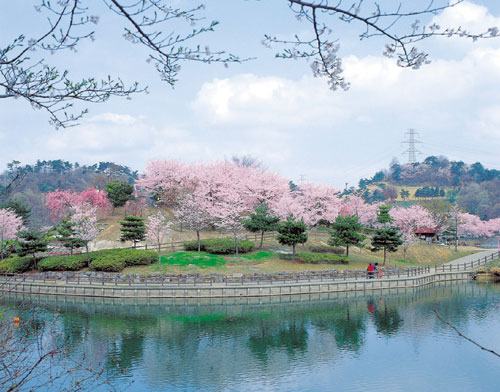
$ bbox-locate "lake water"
[1,281,500,391]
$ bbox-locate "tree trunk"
[292,244,296,261]
[235,235,239,256]
[403,247,407,262]
[197,230,201,252]
[85,243,90,268]
[346,245,349,257]
[260,231,264,248]
[383,247,387,266]
[158,244,161,266]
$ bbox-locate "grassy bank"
[122,244,481,276]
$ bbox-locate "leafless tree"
[264,0,500,90]
[2,1,499,127]
[0,302,118,391]
[1,1,242,128]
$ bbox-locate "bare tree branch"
[263,0,500,89]
[1,1,245,128]
[434,309,500,358]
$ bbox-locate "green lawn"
[160,251,227,267]
[123,245,482,276]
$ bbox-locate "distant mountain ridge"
[357,156,500,220]
[0,160,137,228]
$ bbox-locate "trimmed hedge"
[36,249,158,272]
[89,249,157,271]
[308,245,345,254]
[90,256,125,272]
[38,254,88,271]
[0,256,34,273]
[280,252,349,264]
[183,238,255,254]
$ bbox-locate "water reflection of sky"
[2,281,500,392]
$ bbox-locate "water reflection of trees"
[0,282,497,391]
[248,320,309,362]
[370,300,403,336]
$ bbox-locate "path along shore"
[0,250,498,299]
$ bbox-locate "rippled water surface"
[2,281,500,391]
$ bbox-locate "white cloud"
[189,44,500,185]
[433,1,500,33]
[88,113,139,125]
[468,105,500,142]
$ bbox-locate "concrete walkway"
[445,249,499,266]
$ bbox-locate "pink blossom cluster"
[458,212,500,237]
[46,188,111,222]
[390,205,436,234]
[0,208,24,244]
[137,159,500,239]
[146,211,170,244]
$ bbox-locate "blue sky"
[1,1,500,188]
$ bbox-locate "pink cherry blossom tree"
[390,205,436,233]
[390,205,436,261]
[79,188,112,216]
[173,194,213,252]
[273,182,342,227]
[341,195,379,226]
[136,160,195,206]
[46,188,111,223]
[192,162,250,255]
[146,211,171,265]
[0,209,24,260]
[69,203,100,267]
[124,198,148,217]
[214,193,248,256]
[45,190,79,222]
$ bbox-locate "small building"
[415,227,440,242]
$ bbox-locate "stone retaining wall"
[0,271,473,299]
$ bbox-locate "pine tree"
[376,205,393,225]
[120,216,146,248]
[56,218,85,255]
[243,203,280,248]
[105,180,135,213]
[328,215,366,257]
[18,230,48,270]
[371,227,403,265]
[371,206,402,265]
[276,216,308,261]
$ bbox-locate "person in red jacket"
[367,263,374,279]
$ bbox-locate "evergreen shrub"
[308,245,345,254]
[38,249,158,272]
[38,254,87,271]
[90,256,125,272]
[0,256,34,273]
[279,252,349,264]
[183,238,255,254]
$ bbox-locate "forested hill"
[0,160,137,228]
[357,156,500,220]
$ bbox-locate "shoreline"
[1,250,497,299]
[0,270,475,298]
